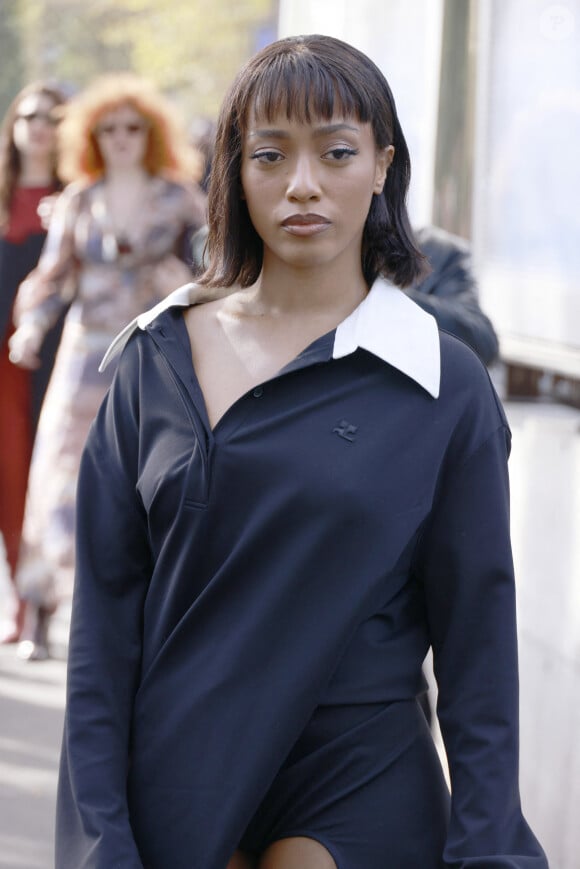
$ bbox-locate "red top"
[4,185,54,243]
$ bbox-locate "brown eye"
[251,150,283,164]
[323,147,358,161]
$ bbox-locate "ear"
[373,145,395,194]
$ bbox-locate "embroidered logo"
[333,419,358,443]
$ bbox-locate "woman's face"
[240,108,393,276]
[94,104,149,172]
[12,92,59,162]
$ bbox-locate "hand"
[13,277,49,323]
[37,194,59,230]
[8,322,44,369]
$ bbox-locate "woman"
[0,81,66,644]
[9,74,206,660]
[56,37,547,868]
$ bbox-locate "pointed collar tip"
[333,278,441,398]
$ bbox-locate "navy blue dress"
[56,280,547,868]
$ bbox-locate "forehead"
[17,92,55,115]
[245,103,363,129]
[244,88,365,133]
[98,103,143,123]
[245,110,369,138]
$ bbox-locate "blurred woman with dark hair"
[9,73,206,659]
[0,80,66,644]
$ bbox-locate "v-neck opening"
[173,312,336,437]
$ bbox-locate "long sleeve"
[55,346,150,869]
[13,185,81,335]
[409,225,499,366]
[414,417,548,867]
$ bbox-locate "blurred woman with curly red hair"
[9,73,206,659]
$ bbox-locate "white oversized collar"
[99,277,440,398]
[333,277,440,397]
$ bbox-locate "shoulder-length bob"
[57,73,201,184]
[199,34,425,289]
[0,81,66,229]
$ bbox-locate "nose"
[286,153,321,201]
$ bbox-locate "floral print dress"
[14,175,205,608]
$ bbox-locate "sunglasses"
[17,111,59,126]
[96,122,148,137]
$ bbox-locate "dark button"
[253,386,264,398]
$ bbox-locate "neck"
[249,255,369,318]
[104,165,149,186]
[18,154,53,188]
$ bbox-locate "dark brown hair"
[200,34,425,289]
[0,81,66,229]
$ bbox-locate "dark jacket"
[56,282,546,868]
[409,225,499,366]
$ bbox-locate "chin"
[285,253,338,272]
[271,239,339,270]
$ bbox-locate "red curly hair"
[58,73,201,183]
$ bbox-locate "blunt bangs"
[240,52,376,132]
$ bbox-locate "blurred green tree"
[4,0,277,122]
[0,1,26,120]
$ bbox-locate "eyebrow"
[248,122,360,139]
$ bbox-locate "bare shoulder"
[183,295,219,335]
[183,286,241,341]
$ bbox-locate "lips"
[282,213,330,226]
[281,213,331,236]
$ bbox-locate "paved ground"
[0,397,579,868]
[0,617,66,869]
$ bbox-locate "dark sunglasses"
[96,122,148,137]
[17,111,59,126]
